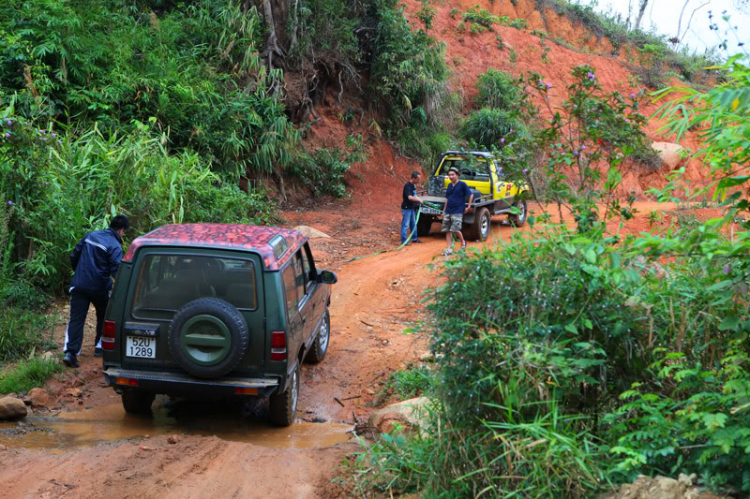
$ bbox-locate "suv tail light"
[102,320,116,351]
[270,331,287,361]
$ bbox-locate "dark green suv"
[100,224,337,426]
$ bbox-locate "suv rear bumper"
[103,367,279,398]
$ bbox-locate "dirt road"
[0,201,723,498]
[0,208,485,498]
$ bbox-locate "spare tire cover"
[168,298,250,379]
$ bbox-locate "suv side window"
[293,251,306,300]
[301,246,314,293]
[283,264,298,316]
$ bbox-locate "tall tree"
[634,0,649,30]
[676,0,711,43]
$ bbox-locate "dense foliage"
[350,56,750,497]
[0,0,301,176]
[0,115,273,292]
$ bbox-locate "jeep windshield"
[435,155,491,181]
[132,255,257,321]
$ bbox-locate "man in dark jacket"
[401,171,424,245]
[63,215,129,367]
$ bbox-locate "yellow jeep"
[417,151,530,241]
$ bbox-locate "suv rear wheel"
[168,298,250,379]
[122,390,155,414]
[269,363,300,427]
[416,214,434,237]
[305,311,330,364]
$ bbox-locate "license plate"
[421,206,441,215]
[126,336,156,358]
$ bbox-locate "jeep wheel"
[466,207,491,242]
[122,390,155,414]
[305,311,330,364]
[509,200,528,227]
[168,298,250,379]
[269,363,300,427]
[416,214,433,237]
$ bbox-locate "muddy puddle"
[0,399,352,451]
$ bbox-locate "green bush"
[292,136,367,198]
[462,108,520,148]
[370,0,448,127]
[0,0,298,175]
[605,344,750,492]
[475,69,522,111]
[1,116,275,291]
[0,307,55,363]
[0,357,63,394]
[462,6,499,29]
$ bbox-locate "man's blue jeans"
[401,208,417,244]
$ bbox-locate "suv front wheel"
[269,363,300,427]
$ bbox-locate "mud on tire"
[168,298,250,379]
[269,363,300,427]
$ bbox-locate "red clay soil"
[0,2,726,496]
[0,201,728,498]
[393,0,714,198]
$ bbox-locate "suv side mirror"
[317,270,338,285]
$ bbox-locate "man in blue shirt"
[441,167,473,256]
[63,215,129,368]
[401,171,424,245]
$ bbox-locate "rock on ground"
[28,388,54,408]
[0,396,28,420]
[652,142,685,170]
[293,225,331,239]
[604,475,725,499]
[367,397,434,434]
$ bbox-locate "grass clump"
[0,307,55,363]
[0,357,63,394]
[377,364,432,402]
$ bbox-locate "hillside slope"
[307,0,711,202]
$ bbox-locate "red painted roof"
[123,224,307,270]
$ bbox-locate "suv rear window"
[132,255,257,320]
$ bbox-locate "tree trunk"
[254,0,291,48]
[634,0,649,30]
[260,0,286,71]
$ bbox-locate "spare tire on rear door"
[168,298,250,379]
